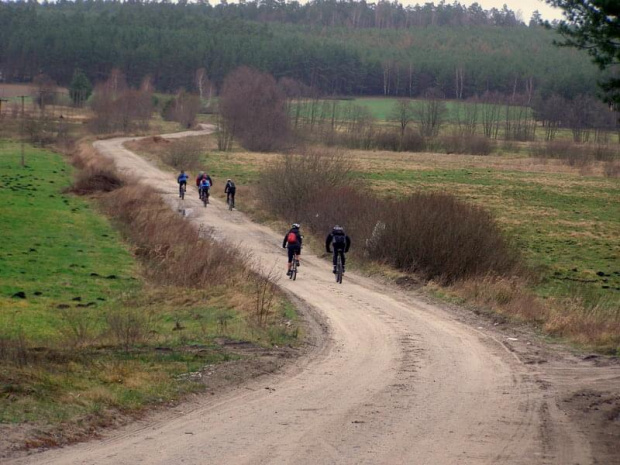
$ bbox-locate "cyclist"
[177,170,188,196]
[199,177,211,202]
[326,225,351,274]
[224,178,236,209]
[282,223,302,276]
[195,171,213,198]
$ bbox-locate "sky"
[438,0,565,22]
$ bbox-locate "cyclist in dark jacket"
[225,179,236,209]
[282,223,302,276]
[177,170,188,197]
[326,225,351,274]
[195,171,213,198]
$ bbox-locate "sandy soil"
[8,126,619,465]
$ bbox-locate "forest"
[0,0,604,99]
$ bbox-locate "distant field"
[294,97,532,123]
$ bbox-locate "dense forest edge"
[0,0,607,99]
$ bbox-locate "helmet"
[292,223,300,229]
[227,178,232,182]
[333,225,344,232]
[199,171,204,175]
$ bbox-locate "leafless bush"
[68,151,124,195]
[58,307,95,348]
[100,185,241,288]
[441,133,494,155]
[90,70,153,133]
[220,66,291,152]
[366,193,519,284]
[105,305,153,352]
[604,161,620,178]
[162,89,201,128]
[162,137,203,170]
[23,114,58,146]
[530,141,618,167]
[253,264,280,326]
[415,88,448,137]
[258,147,353,218]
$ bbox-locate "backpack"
[287,231,298,244]
[333,233,346,246]
[228,181,236,189]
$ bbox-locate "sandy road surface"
[11,127,619,465]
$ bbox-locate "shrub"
[162,137,203,170]
[258,147,353,218]
[367,193,520,283]
[441,134,493,155]
[603,161,620,178]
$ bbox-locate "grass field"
[0,141,298,441]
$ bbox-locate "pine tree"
[69,68,93,107]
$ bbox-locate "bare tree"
[220,66,291,152]
[390,98,415,137]
[480,91,502,139]
[164,89,201,129]
[414,88,448,137]
[195,68,214,109]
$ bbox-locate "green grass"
[0,142,138,340]
[355,166,620,305]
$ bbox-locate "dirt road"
[11,128,619,464]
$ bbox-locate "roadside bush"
[259,147,353,218]
[603,161,620,178]
[100,185,240,288]
[368,193,519,283]
[441,134,493,155]
[162,137,203,170]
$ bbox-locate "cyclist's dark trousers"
[227,191,236,207]
[332,246,345,267]
[288,245,301,263]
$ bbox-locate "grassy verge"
[0,141,299,448]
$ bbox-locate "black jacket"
[326,231,351,253]
[225,180,236,193]
[283,228,302,248]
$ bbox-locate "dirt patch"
[561,390,620,463]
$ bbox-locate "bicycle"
[179,183,186,200]
[199,188,209,207]
[335,253,343,284]
[289,254,299,281]
[227,196,234,211]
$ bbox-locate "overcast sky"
[429,1,565,22]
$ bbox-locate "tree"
[69,68,92,107]
[390,99,414,136]
[545,0,620,106]
[219,66,290,152]
[414,89,448,137]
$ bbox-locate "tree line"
[0,1,603,99]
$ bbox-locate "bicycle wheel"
[180,185,185,200]
[290,259,297,280]
[336,255,343,284]
[228,197,233,211]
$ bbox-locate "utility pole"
[19,95,25,167]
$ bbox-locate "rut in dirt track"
[10,127,607,465]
